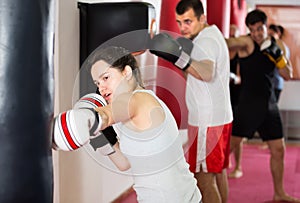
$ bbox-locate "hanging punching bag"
[0,0,54,203]
[230,0,247,35]
[207,0,230,37]
[156,0,189,129]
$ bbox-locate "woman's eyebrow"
[96,66,111,79]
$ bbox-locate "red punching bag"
[207,0,231,37]
[156,0,188,129]
[230,0,247,35]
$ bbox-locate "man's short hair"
[176,0,204,18]
[245,9,267,27]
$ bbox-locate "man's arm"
[188,36,251,82]
[226,35,254,57]
[185,59,214,82]
[187,36,250,82]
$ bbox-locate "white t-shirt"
[186,25,233,126]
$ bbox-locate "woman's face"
[91,60,125,103]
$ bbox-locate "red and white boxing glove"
[53,108,98,151]
[73,93,107,137]
[74,93,117,155]
[73,93,107,110]
[53,93,117,155]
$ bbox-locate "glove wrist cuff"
[175,51,191,70]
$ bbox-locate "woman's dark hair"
[245,9,267,27]
[268,24,279,33]
[88,46,144,88]
[176,0,204,19]
[277,25,285,37]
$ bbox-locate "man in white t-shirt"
[149,1,232,202]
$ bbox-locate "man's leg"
[195,171,222,203]
[234,140,243,172]
[216,169,228,203]
[228,135,244,178]
[228,139,243,178]
[267,138,300,202]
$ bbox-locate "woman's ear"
[123,65,133,80]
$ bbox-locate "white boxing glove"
[73,93,107,110]
[73,93,106,137]
[73,93,116,155]
[53,108,100,151]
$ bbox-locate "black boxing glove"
[260,37,287,69]
[149,33,193,70]
[176,37,194,55]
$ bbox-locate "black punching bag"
[0,0,54,202]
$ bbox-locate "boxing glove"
[73,93,107,110]
[53,108,100,151]
[260,37,287,69]
[73,93,117,155]
[177,37,194,55]
[149,33,193,70]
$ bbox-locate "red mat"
[115,143,300,203]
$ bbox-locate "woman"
[88,46,201,203]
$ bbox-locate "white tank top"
[114,89,201,203]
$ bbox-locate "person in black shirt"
[226,9,299,202]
